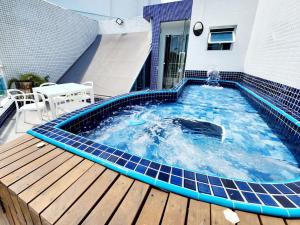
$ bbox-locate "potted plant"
[8,73,49,93]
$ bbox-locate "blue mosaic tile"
[160,165,171,173]
[196,174,208,183]
[184,171,195,180]
[130,155,141,163]
[197,182,211,194]
[146,168,158,178]
[235,181,252,192]
[121,153,131,160]
[242,192,261,204]
[140,159,151,167]
[184,179,196,191]
[208,176,222,186]
[211,186,227,198]
[125,161,137,170]
[116,158,127,166]
[221,179,237,189]
[288,195,300,207]
[149,162,160,170]
[273,196,296,208]
[158,172,170,182]
[258,194,279,207]
[135,165,147,174]
[170,175,182,186]
[226,189,244,202]
[261,184,281,194]
[172,167,182,177]
[274,184,294,194]
[249,183,267,193]
[286,183,300,194]
[107,155,118,163]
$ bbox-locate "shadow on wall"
[57,35,102,84]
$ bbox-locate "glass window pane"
[210,32,234,43]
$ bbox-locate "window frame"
[208,31,236,44]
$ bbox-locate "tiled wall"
[143,0,193,89]
[244,0,300,89]
[0,0,99,82]
[185,70,300,145]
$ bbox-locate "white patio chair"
[55,91,90,116]
[7,89,25,99]
[11,93,47,132]
[81,81,94,102]
[40,82,57,87]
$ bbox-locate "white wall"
[47,0,161,19]
[185,0,258,72]
[0,0,98,82]
[244,0,300,89]
[98,17,151,34]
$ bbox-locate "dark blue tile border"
[28,78,300,218]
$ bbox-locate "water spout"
[206,70,221,86]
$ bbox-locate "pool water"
[80,85,300,182]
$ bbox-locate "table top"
[32,83,91,97]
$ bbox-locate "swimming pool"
[79,85,300,182]
[28,78,300,218]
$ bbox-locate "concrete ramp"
[58,32,151,97]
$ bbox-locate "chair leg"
[15,112,20,133]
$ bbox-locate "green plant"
[19,73,49,87]
[8,73,49,88]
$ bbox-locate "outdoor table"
[32,83,94,119]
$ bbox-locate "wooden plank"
[135,188,168,225]
[286,219,300,225]
[236,211,260,225]
[161,193,188,225]
[0,134,34,153]
[28,160,94,225]
[1,147,61,187]
[18,156,83,225]
[0,198,14,225]
[187,200,210,225]
[0,138,41,163]
[108,180,150,225]
[9,151,73,194]
[260,215,285,225]
[56,170,119,225]
[9,192,26,225]
[0,183,21,225]
[40,164,105,225]
[0,144,54,179]
[0,200,10,225]
[211,205,233,225]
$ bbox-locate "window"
[207,27,236,50]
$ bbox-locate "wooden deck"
[0,135,300,225]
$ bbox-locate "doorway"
[157,20,190,89]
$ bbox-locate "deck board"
[135,188,168,225]
[0,135,300,225]
[161,193,188,225]
[108,180,149,225]
[40,164,105,225]
[237,211,261,225]
[187,200,210,225]
[81,175,133,225]
[56,169,118,225]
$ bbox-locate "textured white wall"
[0,0,99,82]
[185,0,258,72]
[47,0,161,19]
[98,17,151,34]
[244,0,300,89]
